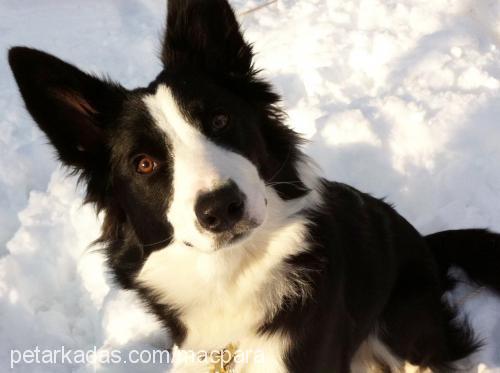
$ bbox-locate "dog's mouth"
[228,230,252,245]
[185,218,261,252]
[214,218,260,250]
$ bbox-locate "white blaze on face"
[143,85,267,252]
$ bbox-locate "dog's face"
[8,0,308,271]
[114,76,270,253]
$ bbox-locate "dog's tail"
[425,229,500,294]
[423,229,500,369]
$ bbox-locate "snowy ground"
[1,0,500,372]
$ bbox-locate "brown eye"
[212,113,230,132]
[136,155,158,175]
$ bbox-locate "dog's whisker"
[266,181,304,187]
[142,235,173,248]
[267,146,292,183]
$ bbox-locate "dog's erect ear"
[8,47,126,170]
[162,0,253,77]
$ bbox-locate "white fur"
[139,84,323,372]
[351,335,436,373]
[351,335,404,372]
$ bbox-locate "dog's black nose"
[195,181,245,233]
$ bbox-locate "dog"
[8,0,500,372]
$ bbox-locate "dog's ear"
[8,47,126,171]
[162,0,253,77]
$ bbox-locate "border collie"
[8,0,500,372]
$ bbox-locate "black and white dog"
[8,0,500,372]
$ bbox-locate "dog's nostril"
[228,201,243,217]
[204,214,219,227]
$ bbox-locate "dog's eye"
[135,155,158,175]
[212,113,230,132]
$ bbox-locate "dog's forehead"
[142,84,198,144]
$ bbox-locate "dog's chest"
[138,244,292,372]
[179,276,267,349]
[169,273,290,373]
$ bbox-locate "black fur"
[8,0,500,372]
[426,229,500,294]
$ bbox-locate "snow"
[1,0,500,371]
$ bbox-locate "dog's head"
[9,0,310,282]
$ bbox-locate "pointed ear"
[162,0,254,77]
[8,47,126,170]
